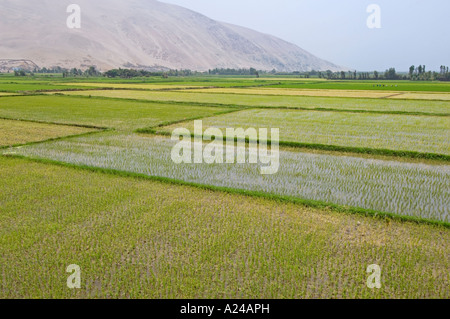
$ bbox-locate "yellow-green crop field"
[0,119,98,147]
[0,95,233,131]
[57,90,450,115]
[0,156,448,299]
[56,82,199,90]
[0,76,449,299]
[180,87,400,98]
[159,109,450,155]
[390,92,450,101]
[178,87,450,101]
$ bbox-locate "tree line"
[208,68,260,77]
[14,66,102,77]
[318,65,450,81]
[12,65,450,81]
[319,68,400,80]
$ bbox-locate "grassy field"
[1,76,449,299]
[7,132,449,223]
[159,109,450,156]
[55,79,281,89]
[0,95,234,130]
[389,92,450,101]
[178,88,402,98]
[0,119,98,147]
[0,156,448,299]
[0,83,91,92]
[57,90,450,115]
[56,82,206,90]
[268,80,450,92]
[179,87,450,100]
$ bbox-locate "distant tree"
[384,67,397,80]
[418,65,423,74]
[249,67,260,78]
[409,65,415,78]
[14,70,26,76]
[374,71,379,79]
[87,66,100,77]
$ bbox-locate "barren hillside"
[0,0,343,71]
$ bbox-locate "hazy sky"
[163,0,450,71]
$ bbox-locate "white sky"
[162,0,450,71]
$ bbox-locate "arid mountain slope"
[0,0,343,71]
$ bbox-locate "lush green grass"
[0,156,448,298]
[269,80,450,92]
[0,76,279,87]
[0,82,91,92]
[160,109,450,156]
[178,87,450,101]
[56,79,280,89]
[0,95,234,131]
[1,75,449,91]
[1,76,449,299]
[8,132,449,223]
[0,119,98,147]
[59,90,450,115]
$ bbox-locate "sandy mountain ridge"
[0,0,344,72]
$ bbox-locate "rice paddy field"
[0,119,98,147]
[178,87,450,101]
[56,82,207,90]
[389,92,450,101]
[0,95,233,130]
[55,79,282,90]
[8,132,449,222]
[0,76,449,299]
[0,83,91,92]
[268,80,450,92]
[159,109,450,156]
[57,90,450,115]
[181,88,402,99]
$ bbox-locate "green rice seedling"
[0,156,448,299]
[7,132,449,222]
[0,83,90,92]
[0,95,234,131]
[160,109,450,156]
[266,80,450,92]
[0,119,98,147]
[58,90,450,115]
[178,87,450,101]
